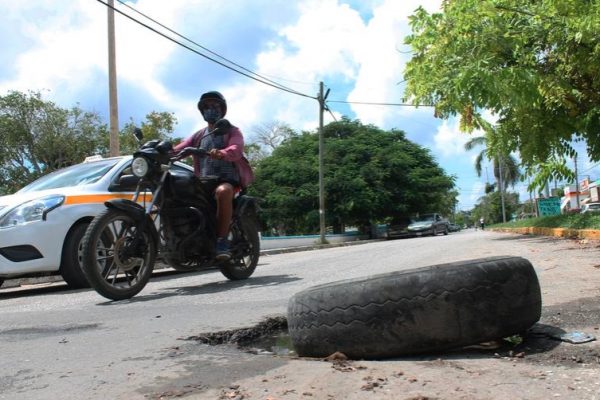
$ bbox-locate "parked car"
[0,155,194,289]
[580,203,600,214]
[448,223,462,232]
[407,213,449,236]
[386,216,414,239]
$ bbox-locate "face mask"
[202,106,222,123]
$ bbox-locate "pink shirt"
[174,126,244,176]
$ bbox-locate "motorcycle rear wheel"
[220,218,260,280]
[81,208,156,300]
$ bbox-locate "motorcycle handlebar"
[172,147,208,161]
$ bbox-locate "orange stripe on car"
[64,193,152,205]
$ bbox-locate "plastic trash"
[554,332,596,344]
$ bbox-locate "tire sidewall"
[81,209,156,300]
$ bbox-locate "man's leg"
[215,183,234,259]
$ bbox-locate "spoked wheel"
[219,218,260,280]
[81,209,156,300]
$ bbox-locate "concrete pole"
[108,0,120,156]
[575,157,580,209]
[498,157,506,223]
[318,82,326,244]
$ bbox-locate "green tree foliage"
[403,0,600,186]
[119,111,177,155]
[464,134,520,189]
[249,118,456,234]
[473,190,520,225]
[0,90,107,194]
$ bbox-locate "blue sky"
[2,0,597,211]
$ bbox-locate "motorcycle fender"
[104,199,159,244]
[104,198,146,221]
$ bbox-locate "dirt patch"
[185,315,288,347]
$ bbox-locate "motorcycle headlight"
[0,195,65,228]
[132,157,150,178]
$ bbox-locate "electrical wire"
[99,1,441,109]
[97,0,317,100]
[327,99,434,107]
[113,0,317,95]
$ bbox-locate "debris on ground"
[185,316,287,346]
[553,331,596,344]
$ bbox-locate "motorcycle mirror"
[133,127,144,142]
[212,119,231,136]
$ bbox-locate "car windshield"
[589,204,600,209]
[18,159,120,193]
[413,214,435,222]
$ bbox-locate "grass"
[491,213,600,230]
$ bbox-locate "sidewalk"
[492,226,600,240]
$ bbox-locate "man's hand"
[209,149,224,160]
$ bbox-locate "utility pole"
[498,157,506,223]
[317,82,328,244]
[107,0,120,156]
[574,157,580,209]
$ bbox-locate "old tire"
[287,256,541,359]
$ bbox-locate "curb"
[1,239,382,290]
[492,227,600,240]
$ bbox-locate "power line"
[327,99,434,107]
[113,0,315,95]
[98,0,444,110]
[96,0,316,100]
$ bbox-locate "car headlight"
[132,157,150,177]
[0,195,65,228]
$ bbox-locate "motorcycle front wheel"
[81,208,156,300]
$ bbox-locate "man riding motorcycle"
[173,91,247,261]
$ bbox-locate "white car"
[581,203,600,214]
[0,156,193,289]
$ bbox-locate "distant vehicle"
[386,216,414,239]
[407,213,449,236]
[448,223,461,232]
[580,203,600,214]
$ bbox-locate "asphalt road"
[1,230,599,399]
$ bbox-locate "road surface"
[1,230,599,399]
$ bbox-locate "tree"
[249,118,456,234]
[119,111,177,155]
[251,121,295,153]
[0,90,107,194]
[472,190,520,225]
[464,135,520,190]
[403,0,600,188]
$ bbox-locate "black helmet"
[197,91,227,116]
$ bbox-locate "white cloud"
[433,118,485,158]
[347,0,442,127]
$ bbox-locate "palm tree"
[464,136,521,189]
[464,123,521,223]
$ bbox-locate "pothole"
[184,316,297,357]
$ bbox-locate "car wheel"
[444,226,449,235]
[59,223,91,289]
[287,256,541,359]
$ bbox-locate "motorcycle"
[81,119,261,300]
